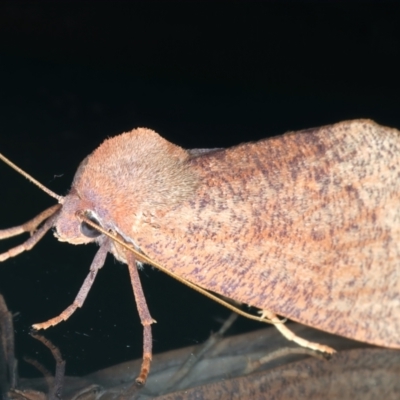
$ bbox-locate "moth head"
[53,156,106,245]
[55,128,197,246]
[53,193,103,245]
[1,128,197,258]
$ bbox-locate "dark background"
[0,1,399,379]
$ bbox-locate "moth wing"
[139,120,400,348]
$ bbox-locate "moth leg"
[126,252,155,387]
[0,204,61,240]
[0,206,61,262]
[246,346,326,374]
[260,309,336,354]
[32,240,110,330]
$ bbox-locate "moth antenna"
[77,211,282,325]
[0,153,64,203]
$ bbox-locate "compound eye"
[80,214,102,238]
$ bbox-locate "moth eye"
[80,214,102,238]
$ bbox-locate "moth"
[1,119,400,385]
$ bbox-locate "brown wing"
[136,120,400,348]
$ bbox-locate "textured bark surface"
[154,347,400,400]
[10,325,400,400]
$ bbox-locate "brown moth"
[1,119,400,385]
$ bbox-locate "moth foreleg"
[32,240,110,330]
[0,206,61,262]
[0,205,61,240]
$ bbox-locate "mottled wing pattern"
[138,120,400,347]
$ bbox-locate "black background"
[0,1,400,378]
